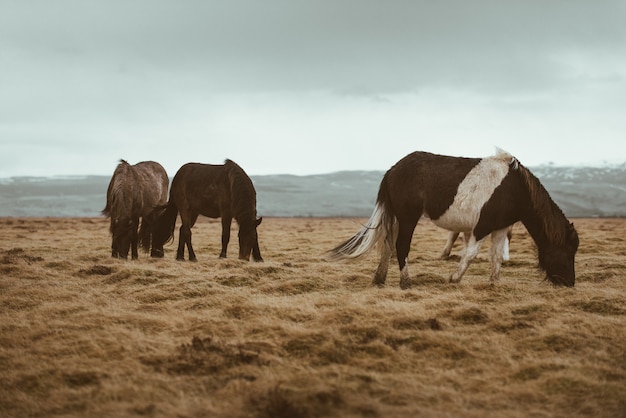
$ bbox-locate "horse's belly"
[430,209,478,232]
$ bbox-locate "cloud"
[1,1,625,177]
[3,0,625,94]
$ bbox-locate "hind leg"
[130,217,139,260]
[373,242,392,287]
[396,218,419,289]
[449,234,485,283]
[440,231,460,259]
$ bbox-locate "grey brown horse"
[102,160,169,259]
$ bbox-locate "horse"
[102,160,169,259]
[329,149,579,289]
[151,159,263,262]
[440,224,514,261]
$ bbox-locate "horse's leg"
[449,234,485,283]
[176,224,188,261]
[186,213,200,262]
[440,231,460,259]
[220,216,231,258]
[489,228,509,283]
[396,218,419,290]
[111,238,118,258]
[503,225,513,261]
[502,237,510,261]
[110,220,119,258]
[130,217,139,260]
[373,242,392,287]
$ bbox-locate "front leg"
[220,217,232,258]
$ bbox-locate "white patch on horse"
[430,153,511,232]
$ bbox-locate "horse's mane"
[223,159,257,224]
[516,161,569,246]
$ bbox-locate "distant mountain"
[530,164,626,217]
[1,165,625,217]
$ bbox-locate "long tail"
[151,200,178,248]
[328,175,396,260]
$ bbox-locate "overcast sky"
[2,0,625,177]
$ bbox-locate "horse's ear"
[568,222,577,235]
[149,204,168,219]
[256,217,263,226]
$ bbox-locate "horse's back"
[383,151,523,235]
[106,160,169,218]
[170,163,227,218]
[171,163,225,193]
[383,152,482,221]
[133,161,169,208]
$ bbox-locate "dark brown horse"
[102,160,169,259]
[152,159,263,262]
[329,149,579,289]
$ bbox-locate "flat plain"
[0,216,624,417]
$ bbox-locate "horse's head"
[147,205,172,258]
[540,223,579,287]
[112,217,135,259]
[238,217,263,262]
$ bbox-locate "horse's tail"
[151,200,178,248]
[101,202,111,218]
[102,160,129,220]
[328,174,397,260]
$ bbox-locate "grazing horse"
[441,225,514,261]
[329,149,579,289]
[152,159,263,262]
[102,160,169,259]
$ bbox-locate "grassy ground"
[0,216,624,417]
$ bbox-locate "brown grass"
[0,216,624,417]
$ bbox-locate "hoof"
[448,275,461,284]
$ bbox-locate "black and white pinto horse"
[330,150,579,289]
[440,225,514,261]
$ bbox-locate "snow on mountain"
[0,165,624,217]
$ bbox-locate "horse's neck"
[521,205,564,249]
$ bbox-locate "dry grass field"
[0,216,624,417]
